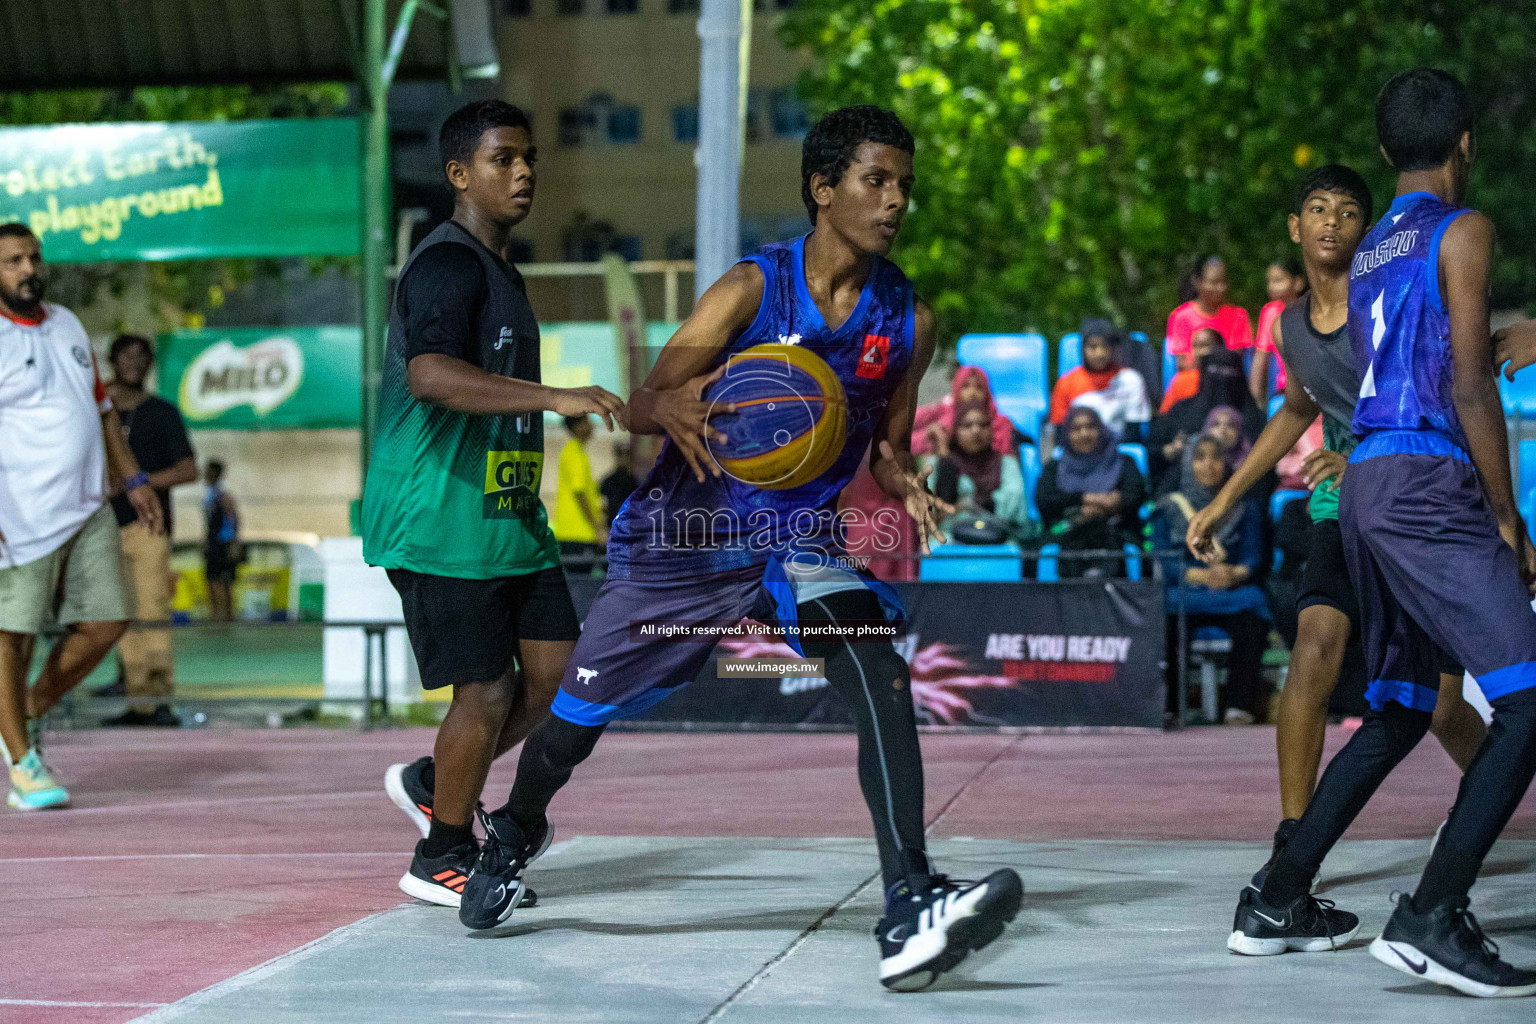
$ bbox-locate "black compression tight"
[1261,701,1431,906]
[499,714,606,830]
[498,589,929,892]
[1414,687,1536,910]
[799,589,930,892]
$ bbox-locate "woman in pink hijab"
[912,365,1017,457]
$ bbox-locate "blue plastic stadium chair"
[1520,438,1536,502]
[1162,344,1178,398]
[1118,443,1149,477]
[1267,394,1285,420]
[957,332,1049,441]
[1018,444,1043,521]
[1525,489,1536,544]
[1036,543,1061,582]
[1038,542,1142,581]
[1499,368,1536,420]
[1271,489,1308,522]
[1058,332,1082,378]
[1128,331,1149,346]
[920,541,1023,582]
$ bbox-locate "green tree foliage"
[0,84,354,331]
[781,0,1536,342]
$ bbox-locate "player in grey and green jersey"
[361,100,626,912]
[1186,164,1485,862]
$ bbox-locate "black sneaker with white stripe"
[385,757,435,838]
[876,870,1024,991]
[1370,894,1536,998]
[458,810,554,931]
[1227,887,1359,955]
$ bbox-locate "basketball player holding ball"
[456,105,1024,990]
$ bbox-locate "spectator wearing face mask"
[1147,347,1262,494]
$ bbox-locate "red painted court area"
[3,726,1531,1023]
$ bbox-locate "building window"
[503,0,531,14]
[668,0,699,11]
[557,0,583,14]
[672,104,699,144]
[607,105,641,144]
[606,0,639,11]
[770,87,809,139]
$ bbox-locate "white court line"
[9,789,381,818]
[0,998,168,1008]
[0,852,407,865]
[124,839,582,1024]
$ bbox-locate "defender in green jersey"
[1187,165,1485,873]
[364,100,626,911]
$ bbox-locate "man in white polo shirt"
[0,222,161,810]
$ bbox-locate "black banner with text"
[567,578,1166,729]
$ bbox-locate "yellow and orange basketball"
[704,343,848,490]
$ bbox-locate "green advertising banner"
[0,119,360,262]
[158,327,362,430]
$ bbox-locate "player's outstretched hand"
[1184,502,1228,565]
[652,364,736,483]
[549,385,628,432]
[877,440,953,554]
[1494,319,1536,381]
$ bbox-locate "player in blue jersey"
[1227,69,1536,998]
[455,106,1023,990]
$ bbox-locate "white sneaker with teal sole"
[8,749,69,810]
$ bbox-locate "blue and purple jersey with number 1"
[1347,191,1471,457]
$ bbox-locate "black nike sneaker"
[877,870,1024,991]
[458,810,554,931]
[385,757,435,838]
[1227,887,1359,955]
[399,837,477,907]
[1246,817,1299,892]
[1370,894,1536,998]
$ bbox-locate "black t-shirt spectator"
[112,395,194,531]
[599,465,638,526]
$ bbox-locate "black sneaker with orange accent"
[385,757,435,838]
[399,837,477,907]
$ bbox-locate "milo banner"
[157,326,361,430]
[567,579,1167,729]
[0,119,360,262]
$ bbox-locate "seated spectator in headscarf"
[1036,403,1146,577]
[1202,405,1253,473]
[927,398,1033,543]
[913,365,1025,457]
[1147,346,1262,494]
[1275,416,1324,492]
[1049,319,1151,442]
[1159,327,1222,413]
[1153,435,1272,725]
[839,457,919,582]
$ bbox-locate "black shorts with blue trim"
[1339,433,1536,712]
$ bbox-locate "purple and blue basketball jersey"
[552,238,916,726]
[606,234,915,582]
[1340,191,1536,711]
[1348,191,1468,458]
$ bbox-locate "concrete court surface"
[2,727,1534,1024]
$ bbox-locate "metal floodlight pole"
[693,0,750,300]
[360,0,392,483]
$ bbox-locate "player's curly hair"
[439,100,532,179]
[800,106,915,224]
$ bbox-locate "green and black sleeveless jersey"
[361,219,558,579]
[1278,292,1358,523]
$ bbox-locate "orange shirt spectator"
[1049,319,1150,437]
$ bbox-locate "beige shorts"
[0,503,128,634]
